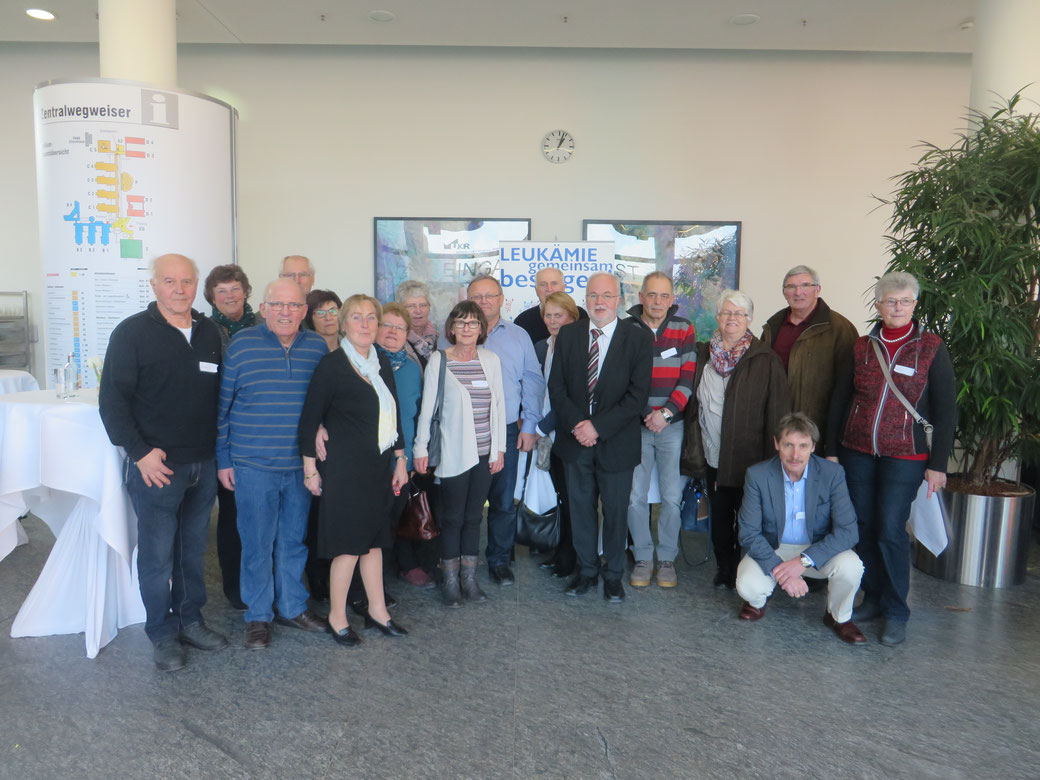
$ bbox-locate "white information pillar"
[969,0,1040,112]
[98,0,177,88]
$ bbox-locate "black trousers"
[705,466,743,574]
[215,482,242,600]
[437,455,492,559]
[563,448,634,582]
[549,453,576,570]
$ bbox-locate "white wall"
[0,42,970,382]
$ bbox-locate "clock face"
[542,129,575,163]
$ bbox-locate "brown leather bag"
[395,481,439,541]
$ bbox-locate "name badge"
[199,361,218,373]
[795,511,806,523]
[893,365,915,377]
[471,379,489,388]
[660,347,678,359]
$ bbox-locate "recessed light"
[729,14,759,26]
[26,8,57,21]
[368,10,394,23]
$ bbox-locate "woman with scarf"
[298,294,410,646]
[204,264,257,609]
[396,280,437,369]
[680,290,790,589]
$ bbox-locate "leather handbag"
[395,481,439,541]
[426,349,447,470]
[515,455,561,549]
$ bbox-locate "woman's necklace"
[879,323,913,344]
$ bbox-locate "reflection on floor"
[2,513,1039,779]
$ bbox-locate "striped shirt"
[449,359,492,456]
[216,323,328,471]
[627,304,697,419]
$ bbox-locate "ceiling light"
[368,10,394,23]
[729,14,759,26]
[26,8,56,21]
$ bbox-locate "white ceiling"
[1,0,978,53]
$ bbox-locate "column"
[969,0,1040,113]
[98,0,177,88]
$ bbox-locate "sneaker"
[630,560,652,587]
[655,561,677,588]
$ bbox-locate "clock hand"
[556,134,565,149]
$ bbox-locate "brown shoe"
[823,612,867,645]
[738,602,766,621]
[275,610,328,633]
[245,621,272,650]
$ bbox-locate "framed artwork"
[374,217,532,322]
[582,220,741,337]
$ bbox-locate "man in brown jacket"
[760,265,858,457]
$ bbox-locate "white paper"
[908,480,948,556]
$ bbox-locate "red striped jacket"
[627,304,697,420]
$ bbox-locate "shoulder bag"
[426,349,447,470]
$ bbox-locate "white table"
[0,368,39,394]
[0,388,145,658]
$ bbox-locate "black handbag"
[515,455,561,549]
[426,349,447,470]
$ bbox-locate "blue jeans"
[126,457,217,643]
[485,421,520,567]
[627,421,685,563]
[839,447,927,622]
[233,465,312,624]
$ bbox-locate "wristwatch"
[660,409,673,422]
[799,554,813,569]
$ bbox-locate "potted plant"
[878,91,1039,587]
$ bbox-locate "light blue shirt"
[781,458,811,546]
[484,318,544,434]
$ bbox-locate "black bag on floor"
[515,454,560,549]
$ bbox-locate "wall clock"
[542,129,575,163]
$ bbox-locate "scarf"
[376,343,409,372]
[211,303,256,338]
[407,321,438,361]
[709,329,753,377]
[341,337,398,453]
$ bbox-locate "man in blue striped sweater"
[217,277,330,649]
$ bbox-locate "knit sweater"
[216,322,328,471]
[626,304,697,419]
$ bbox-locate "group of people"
[98,252,955,672]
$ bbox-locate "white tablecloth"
[0,369,39,394]
[0,388,145,658]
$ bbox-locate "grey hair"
[716,289,754,320]
[395,280,431,303]
[535,266,564,284]
[587,271,621,296]
[874,271,919,302]
[150,253,199,281]
[280,255,315,276]
[783,265,820,286]
[640,270,673,293]
[467,273,503,293]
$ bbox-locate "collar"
[785,299,820,326]
[147,300,202,328]
[257,320,304,349]
[590,317,618,338]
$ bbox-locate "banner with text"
[498,241,615,316]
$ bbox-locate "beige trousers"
[735,543,864,623]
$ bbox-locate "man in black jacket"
[99,253,228,672]
[548,272,652,602]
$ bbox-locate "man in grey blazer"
[735,412,866,644]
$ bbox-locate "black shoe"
[225,592,247,611]
[330,625,361,647]
[489,564,515,586]
[880,619,907,646]
[538,558,557,570]
[853,599,883,622]
[713,568,735,589]
[153,638,186,672]
[179,621,228,651]
[603,580,625,603]
[564,574,597,596]
[552,563,576,579]
[384,592,398,609]
[364,615,409,637]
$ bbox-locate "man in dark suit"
[548,272,653,602]
[735,412,866,644]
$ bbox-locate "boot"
[439,558,462,608]
[460,555,488,603]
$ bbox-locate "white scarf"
[341,337,398,453]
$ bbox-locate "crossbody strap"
[431,349,447,424]
[870,339,933,449]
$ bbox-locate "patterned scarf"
[407,321,438,361]
[376,343,409,372]
[709,329,753,377]
[341,338,398,453]
[211,303,256,338]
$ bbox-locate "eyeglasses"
[783,282,818,292]
[718,310,748,319]
[264,301,305,312]
[587,293,618,302]
[878,298,916,308]
[278,271,313,281]
[313,307,338,318]
[469,293,501,302]
[453,320,482,330]
[380,322,407,332]
[405,301,430,311]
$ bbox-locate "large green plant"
[879,93,1040,489]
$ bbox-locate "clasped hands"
[572,419,599,447]
[772,557,809,598]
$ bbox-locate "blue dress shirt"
[483,318,544,435]
[781,458,811,546]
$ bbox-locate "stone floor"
[2,513,1038,780]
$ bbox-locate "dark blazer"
[548,317,653,472]
[738,454,858,576]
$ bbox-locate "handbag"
[680,477,710,534]
[515,454,561,549]
[870,340,934,450]
[426,349,448,470]
[395,481,439,541]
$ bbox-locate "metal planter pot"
[913,485,1035,588]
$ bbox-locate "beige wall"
[0,43,970,381]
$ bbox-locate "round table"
[0,369,39,394]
